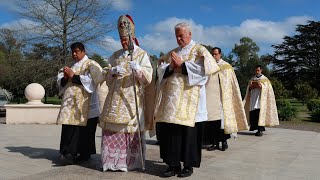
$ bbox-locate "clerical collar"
[72,55,88,68]
[123,44,136,57]
[256,74,262,78]
[179,40,195,51]
[75,55,88,64]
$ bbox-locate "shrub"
[307,99,320,121]
[271,79,288,99]
[307,99,320,112]
[0,87,13,100]
[310,108,320,121]
[277,99,297,121]
[293,83,318,104]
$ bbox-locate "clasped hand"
[63,66,75,79]
[170,51,183,69]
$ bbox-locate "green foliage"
[272,21,320,92]
[310,108,320,121]
[306,99,320,121]
[201,44,214,53]
[306,99,320,112]
[230,37,270,97]
[90,53,107,67]
[271,79,288,99]
[232,37,260,67]
[0,32,63,102]
[277,99,297,121]
[43,96,62,105]
[293,82,318,104]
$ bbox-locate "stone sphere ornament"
[25,83,45,105]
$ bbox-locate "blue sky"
[1,0,320,58]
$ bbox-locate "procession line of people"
[56,14,279,178]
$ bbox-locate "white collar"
[122,44,137,57]
[74,55,88,64]
[179,40,195,50]
[177,40,196,55]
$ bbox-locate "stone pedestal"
[4,83,61,124]
[5,104,61,124]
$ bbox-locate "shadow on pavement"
[237,131,255,136]
[146,139,158,145]
[5,146,67,167]
[133,159,167,177]
[5,146,167,177]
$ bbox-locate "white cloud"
[0,18,38,30]
[137,15,313,55]
[100,36,122,52]
[111,0,132,11]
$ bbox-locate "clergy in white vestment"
[57,42,104,164]
[99,14,153,172]
[154,22,220,177]
[203,47,248,152]
[243,65,279,136]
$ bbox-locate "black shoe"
[178,167,193,177]
[255,131,263,136]
[207,145,216,151]
[163,165,181,177]
[63,153,76,165]
[221,141,228,151]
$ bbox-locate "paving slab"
[0,123,319,180]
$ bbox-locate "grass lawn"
[42,96,62,105]
[9,96,62,105]
[274,99,320,132]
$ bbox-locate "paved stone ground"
[0,122,320,180]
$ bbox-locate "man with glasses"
[203,47,248,151]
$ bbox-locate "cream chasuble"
[216,59,248,134]
[243,75,279,127]
[57,57,104,126]
[143,58,157,130]
[155,42,220,127]
[99,45,153,133]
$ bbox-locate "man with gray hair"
[154,22,220,177]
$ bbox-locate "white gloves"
[105,62,141,77]
[129,61,141,71]
[109,65,126,76]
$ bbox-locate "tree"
[271,79,288,99]
[90,53,107,67]
[201,44,213,52]
[0,29,27,102]
[272,21,320,92]
[232,37,260,68]
[0,28,24,63]
[230,37,269,96]
[16,0,114,63]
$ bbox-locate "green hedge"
[307,99,320,121]
[277,99,297,121]
[307,99,320,111]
